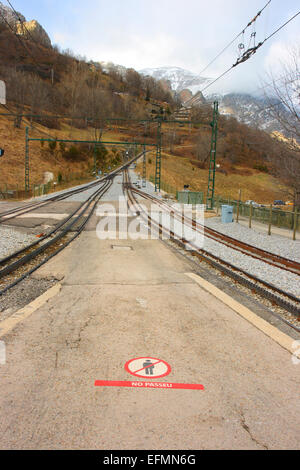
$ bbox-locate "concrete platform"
[1,202,82,231]
[0,228,299,449]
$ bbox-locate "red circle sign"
[125,357,171,379]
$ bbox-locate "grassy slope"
[137,150,288,205]
[0,115,133,190]
[0,114,288,204]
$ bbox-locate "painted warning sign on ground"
[95,380,204,390]
[124,357,171,379]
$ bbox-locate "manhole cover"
[111,245,133,251]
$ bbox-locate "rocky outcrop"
[179,89,193,103]
[16,20,51,48]
[0,2,51,48]
[0,2,25,27]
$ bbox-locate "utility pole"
[0,80,6,170]
[155,117,162,192]
[25,126,30,192]
[93,145,97,176]
[206,101,219,210]
[142,143,146,188]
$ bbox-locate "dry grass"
[0,116,136,190]
[137,150,288,204]
[0,114,289,204]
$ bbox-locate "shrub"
[253,164,269,173]
[48,140,57,152]
[59,142,66,152]
[64,145,81,160]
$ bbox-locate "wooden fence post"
[268,204,273,236]
[236,189,241,223]
[293,209,298,241]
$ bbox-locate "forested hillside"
[0,4,299,207]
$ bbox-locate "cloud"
[23,0,300,94]
[52,31,71,46]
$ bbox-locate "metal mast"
[206,101,219,210]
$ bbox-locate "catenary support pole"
[206,101,219,210]
[142,143,146,188]
[25,126,29,192]
[155,118,162,192]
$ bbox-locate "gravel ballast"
[199,217,300,298]
[205,216,300,262]
[0,226,36,259]
[0,277,58,321]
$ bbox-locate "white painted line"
[96,213,129,217]
[0,284,61,339]
[4,213,69,220]
[185,272,299,357]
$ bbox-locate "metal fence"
[176,191,204,204]
[149,175,177,195]
[0,173,92,200]
[215,196,300,232]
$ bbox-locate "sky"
[8,0,300,95]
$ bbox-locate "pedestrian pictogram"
[125,357,171,379]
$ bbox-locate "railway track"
[0,155,141,296]
[0,162,125,223]
[0,178,112,295]
[124,170,300,322]
[130,187,300,277]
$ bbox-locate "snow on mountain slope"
[139,66,212,95]
[213,93,286,133]
[140,66,290,134]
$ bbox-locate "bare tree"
[125,68,142,97]
[265,45,300,208]
[266,46,300,150]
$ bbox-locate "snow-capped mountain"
[139,66,288,134]
[213,93,286,133]
[139,66,212,96]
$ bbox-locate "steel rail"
[0,154,145,267]
[0,151,142,221]
[124,173,300,318]
[0,179,112,296]
[0,181,109,267]
[0,179,111,282]
[130,187,300,276]
[0,153,143,295]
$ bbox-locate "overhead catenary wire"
[5,0,46,49]
[264,10,300,43]
[0,8,36,63]
[198,0,272,76]
[0,1,52,74]
[186,9,300,104]
[0,102,57,140]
